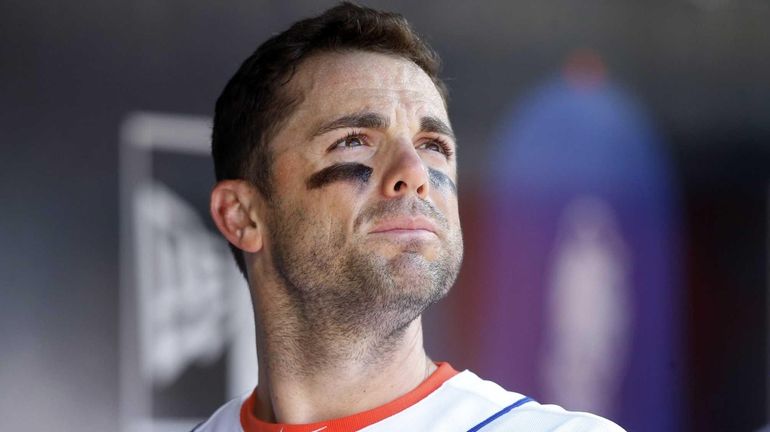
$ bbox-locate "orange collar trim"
[240,362,458,432]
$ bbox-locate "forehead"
[281,50,448,132]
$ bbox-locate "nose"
[381,139,430,199]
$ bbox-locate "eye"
[422,141,443,153]
[330,132,367,151]
[418,138,454,158]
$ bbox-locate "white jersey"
[194,368,624,432]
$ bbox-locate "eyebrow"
[309,111,456,142]
[420,116,456,142]
[311,112,388,138]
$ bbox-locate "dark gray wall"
[2,1,769,430]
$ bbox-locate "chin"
[385,256,451,298]
[374,241,442,261]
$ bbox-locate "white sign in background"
[120,112,258,432]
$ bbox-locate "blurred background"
[1,1,769,431]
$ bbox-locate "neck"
[250,279,436,424]
[257,320,434,424]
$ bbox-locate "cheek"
[305,190,364,236]
[448,203,462,230]
[431,186,459,214]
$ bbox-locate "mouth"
[368,217,438,237]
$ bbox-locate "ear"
[210,180,263,253]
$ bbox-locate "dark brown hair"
[212,2,447,276]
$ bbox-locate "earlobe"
[210,180,263,253]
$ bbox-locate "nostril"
[394,181,405,191]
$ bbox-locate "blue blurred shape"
[480,59,682,432]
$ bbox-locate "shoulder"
[363,370,625,432]
[449,371,625,432]
[191,393,248,432]
[481,401,625,431]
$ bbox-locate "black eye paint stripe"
[428,168,457,195]
[306,163,456,195]
[306,163,373,189]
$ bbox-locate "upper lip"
[368,216,438,234]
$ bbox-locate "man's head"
[210,3,462,344]
[212,2,449,275]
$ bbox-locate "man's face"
[260,50,463,336]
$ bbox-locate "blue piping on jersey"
[466,396,534,431]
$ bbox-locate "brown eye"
[332,134,366,150]
[419,139,452,157]
[423,141,443,153]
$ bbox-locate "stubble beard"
[265,197,463,367]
